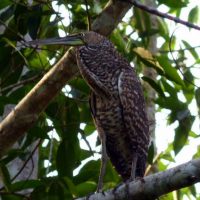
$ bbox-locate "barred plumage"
[76,31,150,188]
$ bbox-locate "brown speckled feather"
[118,68,149,177]
[76,31,150,181]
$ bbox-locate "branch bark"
[0,0,132,158]
[126,0,200,31]
[76,159,200,200]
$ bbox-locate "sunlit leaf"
[157,0,188,8]
[182,40,199,60]
[133,47,163,74]
[188,6,199,25]
[76,181,96,197]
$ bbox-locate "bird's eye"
[80,33,85,38]
[80,33,87,44]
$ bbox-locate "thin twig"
[0,140,42,192]
[84,0,92,31]
[126,0,200,31]
[79,129,94,156]
[169,30,198,88]
[159,45,200,53]
[11,140,42,182]
[145,152,162,176]
[1,73,43,93]
[0,19,25,42]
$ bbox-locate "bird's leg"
[131,154,138,180]
[123,154,139,200]
[97,135,108,193]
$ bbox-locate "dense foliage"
[0,0,200,199]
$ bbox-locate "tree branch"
[126,0,200,31]
[76,159,200,200]
[0,0,132,158]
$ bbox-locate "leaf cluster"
[0,0,200,199]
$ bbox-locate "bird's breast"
[94,96,125,139]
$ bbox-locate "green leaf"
[0,5,14,22]
[2,37,29,66]
[160,78,177,98]
[182,40,199,60]
[76,181,96,197]
[157,0,188,8]
[79,103,92,123]
[0,0,11,9]
[157,56,185,86]
[48,181,65,200]
[188,6,199,25]
[147,141,154,164]
[30,179,73,200]
[142,76,165,97]
[83,124,96,136]
[0,194,23,200]
[156,96,185,111]
[0,162,11,191]
[30,183,48,200]
[133,47,164,74]
[157,160,168,171]
[63,177,77,196]
[74,160,100,184]
[182,70,194,103]
[173,115,195,154]
[159,193,173,200]
[28,50,49,69]
[157,18,169,40]
[104,161,120,183]
[195,88,200,110]
[64,98,80,140]
[189,185,197,197]
[79,149,93,161]
[69,77,90,96]
[10,180,42,192]
[193,146,200,159]
[162,153,175,162]
[111,30,127,54]
[56,140,78,177]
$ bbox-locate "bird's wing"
[118,68,150,176]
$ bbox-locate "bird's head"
[26,31,107,47]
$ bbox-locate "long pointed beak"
[27,35,85,46]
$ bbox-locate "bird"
[27,31,150,192]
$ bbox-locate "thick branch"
[0,0,131,157]
[76,159,200,200]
